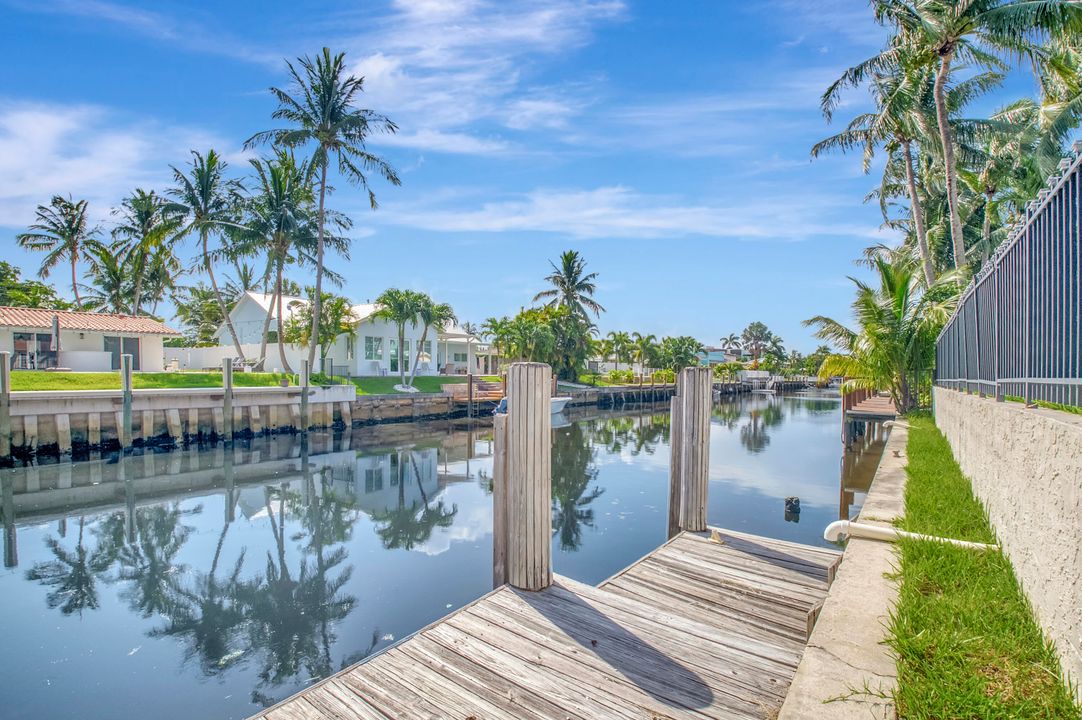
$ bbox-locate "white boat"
[493,396,572,415]
[550,396,571,414]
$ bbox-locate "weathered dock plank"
[252,529,839,720]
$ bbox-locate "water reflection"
[1,393,877,720]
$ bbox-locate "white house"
[200,292,493,376]
[0,306,179,372]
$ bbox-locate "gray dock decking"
[254,528,840,720]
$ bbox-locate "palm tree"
[606,331,632,372]
[16,195,96,306]
[242,151,317,372]
[656,336,704,371]
[804,249,958,413]
[460,321,479,338]
[831,0,1082,268]
[720,333,741,355]
[247,47,401,370]
[81,241,132,314]
[632,332,657,376]
[372,288,424,387]
[533,250,605,318]
[481,316,512,365]
[814,59,942,285]
[171,150,246,360]
[407,298,456,387]
[740,322,774,363]
[172,283,225,346]
[111,189,184,316]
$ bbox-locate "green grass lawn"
[351,375,502,396]
[10,370,289,391]
[888,413,1080,718]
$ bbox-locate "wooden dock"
[253,528,840,720]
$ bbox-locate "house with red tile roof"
[0,307,181,372]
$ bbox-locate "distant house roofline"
[0,306,181,335]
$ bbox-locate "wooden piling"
[492,413,509,587]
[0,352,10,459]
[222,358,234,442]
[673,366,712,533]
[467,372,474,418]
[120,354,133,448]
[667,394,683,539]
[505,362,552,591]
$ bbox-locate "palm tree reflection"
[551,423,604,551]
[25,516,116,616]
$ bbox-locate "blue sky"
[0,0,1038,350]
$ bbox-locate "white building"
[0,306,179,372]
[199,292,493,376]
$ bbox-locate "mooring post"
[300,360,310,432]
[467,372,474,418]
[0,352,10,460]
[667,393,684,539]
[222,357,234,443]
[504,362,552,591]
[120,354,133,449]
[491,412,509,587]
[672,366,712,533]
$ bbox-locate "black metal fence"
[935,143,1082,407]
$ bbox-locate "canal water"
[0,390,882,720]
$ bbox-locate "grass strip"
[11,371,288,391]
[350,375,501,396]
[888,412,1080,718]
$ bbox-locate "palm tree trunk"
[901,140,936,286]
[275,268,293,375]
[407,327,428,387]
[255,284,277,372]
[131,249,144,316]
[71,254,81,307]
[933,49,966,269]
[308,162,328,371]
[204,231,246,361]
[982,191,994,266]
[397,327,406,386]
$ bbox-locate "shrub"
[652,369,676,384]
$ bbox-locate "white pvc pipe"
[824,520,997,551]
[882,420,912,429]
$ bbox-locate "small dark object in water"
[784,496,801,514]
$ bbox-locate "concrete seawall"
[933,387,1082,697]
[4,385,355,457]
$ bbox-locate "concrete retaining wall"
[933,387,1082,694]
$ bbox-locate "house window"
[364,467,383,493]
[104,336,140,371]
[13,332,57,370]
[453,352,468,363]
[364,336,383,361]
[390,339,409,372]
[418,340,432,363]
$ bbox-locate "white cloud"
[338,1,626,154]
[379,185,891,242]
[11,0,281,66]
[378,129,511,155]
[0,100,231,228]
